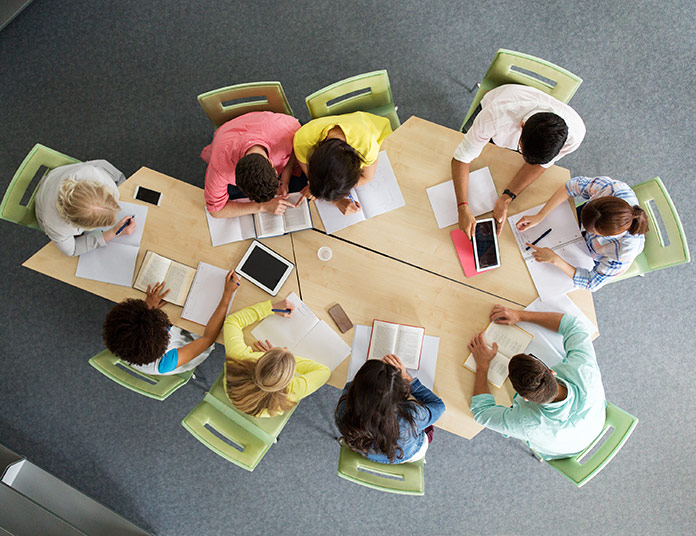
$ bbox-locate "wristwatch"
[503,188,517,201]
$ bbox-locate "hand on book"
[516,213,543,231]
[145,281,170,309]
[335,198,361,215]
[253,339,275,352]
[382,354,413,382]
[468,332,498,368]
[526,243,559,265]
[490,305,522,325]
[262,195,294,215]
[296,185,316,206]
[272,299,294,318]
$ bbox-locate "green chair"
[337,441,425,495]
[610,177,690,282]
[461,49,583,130]
[305,70,400,131]
[181,372,296,471]
[89,349,194,401]
[197,81,294,128]
[1,144,80,230]
[543,402,638,488]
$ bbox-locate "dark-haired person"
[293,111,392,214]
[517,176,648,291]
[335,354,445,464]
[468,306,606,460]
[102,272,239,375]
[201,111,302,219]
[452,84,586,237]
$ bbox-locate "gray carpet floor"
[1,1,695,535]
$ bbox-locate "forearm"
[209,200,265,218]
[451,159,470,203]
[201,294,234,342]
[280,155,295,187]
[517,311,563,332]
[505,163,546,196]
[552,256,577,279]
[539,184,571,219]
[473,365,491,396]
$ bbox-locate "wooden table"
[23,167,300,343]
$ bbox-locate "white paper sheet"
[527,240,595,301]
[75,242,140,287]
[347,325,439,391]
[292,320,351,371]
[181,262,235,325]
[205,210,256,247]
[110,201,149,247]
[250,292,318,350]
[426,167,498,228]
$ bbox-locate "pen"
[115,216,135,236]
[272,308,291,313]
[525,228,552,250]
[347,193,356,204]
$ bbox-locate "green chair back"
[545,402,638,488]
[461,49,583,130]
[305,70,400,131]
[197,81,294,128]
[611,177,690,281]
[89,349,193,401]
[1,144,80,230]
[181,372,296,471]
[337,441,424,495]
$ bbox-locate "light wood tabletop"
[22,167,299,343]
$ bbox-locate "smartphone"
[134,185,162,206]
[328,303,353,333]
[472,218,501,272]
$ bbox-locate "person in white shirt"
[451,84,586,237]
[34,160,136,256]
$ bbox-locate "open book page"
[508,201,585,261]
[367,320,399,361]
[349,325,439,390]
[133,251,171,292]
[281,193,312,233]
[110,201,149,247]
[205,209,256,247]
[250,292,318,349]
[254,211,286,239]
[162,260,197,307]
[315,189,367,234]
[394,325,425,369]
[181,262,234,325]
[292,320,351,371]
[75,242,140,287]
[352,152,405,219]
[527,240,595,302]
[426,167,498,229]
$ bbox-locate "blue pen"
[115,215,135,236]
[525,228,552,250]
[347,193,356,204]
[272,308,291,314]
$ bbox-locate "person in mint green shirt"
[468,306,606,460]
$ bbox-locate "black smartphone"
[134,185,162,206]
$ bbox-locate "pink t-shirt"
[201,111,301,212]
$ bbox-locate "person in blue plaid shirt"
[516,176,649,291]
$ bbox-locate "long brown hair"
[581,196,649,236]
[335,360,421,462]
[225,349,297,417]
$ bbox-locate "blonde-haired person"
[223,300,330,417]
[34,160,136,256]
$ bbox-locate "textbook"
[133,251,198,307]
[426,167,499,229]
[205,192,312,247]
[315,151,405,234]
[508,201,594,302]
[366,320,425,370]
[463,322,534,388]
[251,292,351,371]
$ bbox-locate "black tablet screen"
[475,220,498,269]
[240,246,290,290]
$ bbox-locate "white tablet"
[235,240,294,296]
[472,218,501,272]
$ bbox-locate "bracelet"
[503,188,517,200]
[457,201,469,207]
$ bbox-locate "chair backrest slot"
[20,166,49,207]
[645,199,669,247]
[221,96,269,109]
[356,464,404,481]
[326,87,373,108]
[204,423,245,452]
[114,362,157,385]
[508,65,558,88]
[577,425,614,465]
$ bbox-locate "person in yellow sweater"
[223,300,331,417]
[292,111,392,215]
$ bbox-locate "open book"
[463,322,533,388]
[426,167,499,229]
[315,151,405,234]
[250,292,351,371]
[133,251,197,306]
[508,202,594,301]
[366,320,425,370]
[205,193,312,247]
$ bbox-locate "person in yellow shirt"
[293,111,392,214]
[223,300,331,417]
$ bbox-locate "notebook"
[250,292,351,371]
[508,202,594,301]
[315,151,405,234]
[366,319,425,370]
[463,322,534,388]
[181,262,235,325]
[451,229,484,278]
[426,167,499,229]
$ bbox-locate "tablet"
[235,240,294,296]
[472,218,501,272]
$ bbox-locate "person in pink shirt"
[201,111,303,218]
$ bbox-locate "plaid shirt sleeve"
[566,176,619,200]
[573,258,627,291]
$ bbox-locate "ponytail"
[629,205,649,235]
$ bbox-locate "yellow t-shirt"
[293,111,392,166]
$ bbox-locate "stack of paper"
[426,167,498,229]
[75,201,148,287]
